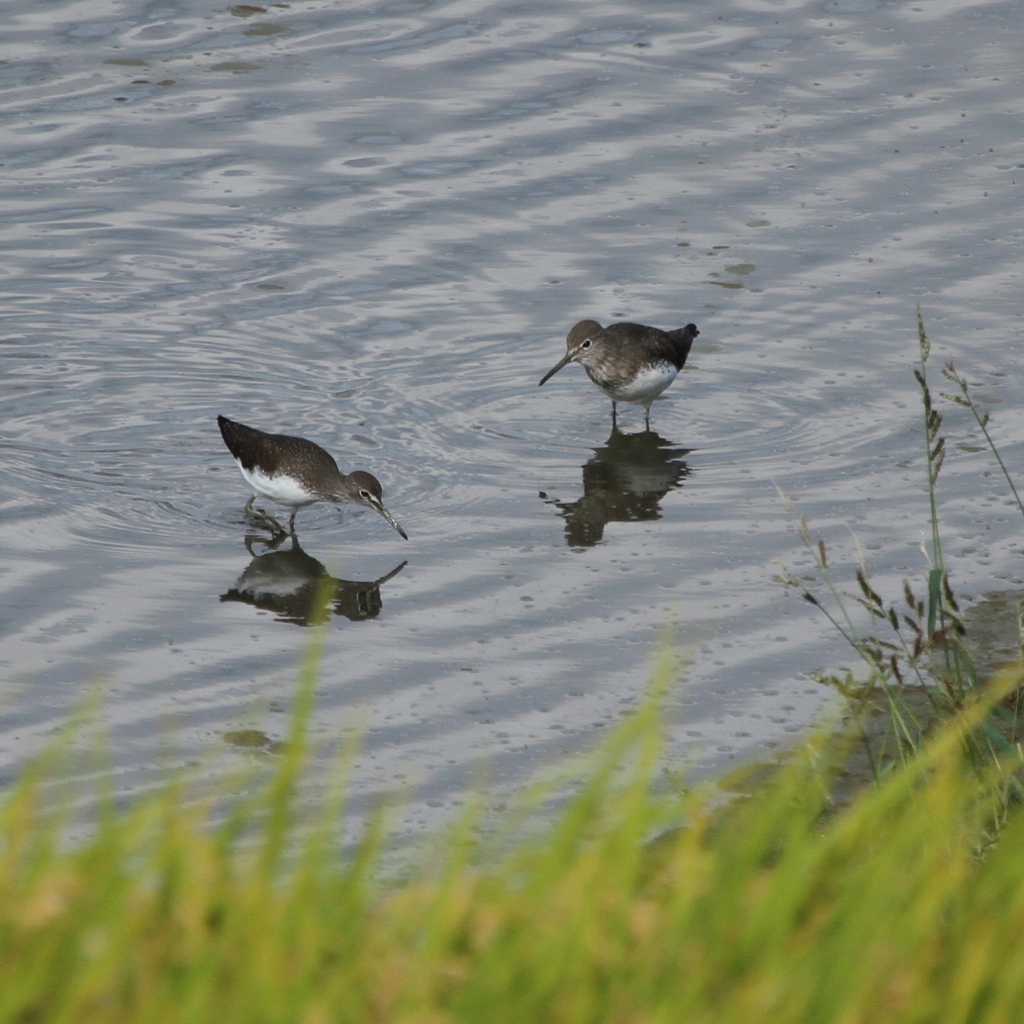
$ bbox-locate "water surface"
[1,0,1023,838]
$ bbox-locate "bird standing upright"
[539,319,700,429]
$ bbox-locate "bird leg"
[611,401,618,430]
[244,494,288,535]
[640,399,658,432]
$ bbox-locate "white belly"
[237,462,316,507]
[605,362,678,405]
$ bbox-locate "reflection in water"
[541,428,691,547]
[220,533,407,626]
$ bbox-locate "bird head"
[346,471,407,539]
[538,320,606,385]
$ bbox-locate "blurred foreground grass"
[3,653,1024,1024]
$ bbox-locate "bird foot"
[243,497,289,536]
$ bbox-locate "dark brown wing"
[217,416,341,478]
[605,321,699,371]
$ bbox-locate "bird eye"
[581,338,593,350]
[359,489,372,500]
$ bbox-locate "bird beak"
[539,351,574,387]
[375,502,408,540]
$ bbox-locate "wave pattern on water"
[0,0,1023,838]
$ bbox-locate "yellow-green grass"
[3,654,1024,1024]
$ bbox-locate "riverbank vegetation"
[3,658,1024,1023]
[782,312,1024,799]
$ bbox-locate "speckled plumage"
[539,319,700,429]
[217,416,406,538]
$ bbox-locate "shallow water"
[1,0,1023,839]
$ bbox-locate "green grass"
[3,654,1024,1024]
[781,312,1024,790]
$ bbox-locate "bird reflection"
[220,532,407,626]
[541,427,691,547]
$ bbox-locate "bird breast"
[590,361,679,404]
[238,462,319,507]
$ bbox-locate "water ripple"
[0,0,1022,840]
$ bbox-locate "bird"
[217,415,407,538]
[539,319,700,429]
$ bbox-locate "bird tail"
[218,414,243,448]
[217,415,261,461]
[667,324,700,368]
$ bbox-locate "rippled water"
[1,0,1023,839]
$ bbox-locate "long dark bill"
[376,503,408,540]
[538,352,573,387]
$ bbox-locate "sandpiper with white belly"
[539,319,700,429]
[217,415,407,538]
